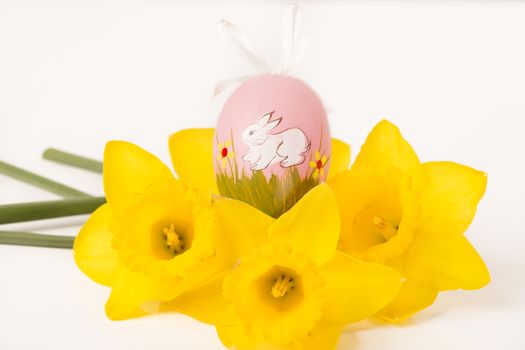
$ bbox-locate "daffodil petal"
[416,161,487,237]
[352,120,419,175]
[375,280,438,322]
[169,128,218,195]
[169,270,235,326]
[216,324,255,350]
[217,321,293,350]
[321,251,402,324]
[268,184,340,266]
[328,138,350,179]
[104,141,173,217]
[216,325,292,350]
[170,256,229,295]
[105,269,177,320]
[74,204,120,286]
[329,138,350,176]
[213,197,274,265]
[216,322,343,350]
[404,234,490,291]
[295,322,344,350]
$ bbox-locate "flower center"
[221,147,228,158]
[316,160,323,169]
[163,222,185,254]
[256,266,303,310]
[372,216,398,241]
[271,275,295,298]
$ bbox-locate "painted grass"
[215,132,322,218]
[216,167,319,218]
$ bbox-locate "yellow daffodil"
[168,129,350,197]
[170,184,402,349]
[216,139,235,169]
[328,120,490,322]
[309,150,328,179]
[74,141,226,320]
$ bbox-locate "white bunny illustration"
[242,111,311,171]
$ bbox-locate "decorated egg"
[214,74,331,218]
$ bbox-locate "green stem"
[0,197,106,224]
[0,160,91,198]
[43,148,103,174]
[0,231,74,249]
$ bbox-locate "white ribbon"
[213,3,311,97]
[279,3,311,75]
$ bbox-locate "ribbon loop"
[214,3,310,97]
[279,3,311,75]
[218,20,272,73]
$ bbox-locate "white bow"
[213,3,311,97]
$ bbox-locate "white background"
[1,0,525,349]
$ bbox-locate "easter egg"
[214,74,331,218]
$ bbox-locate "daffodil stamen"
[271,275,295,298]
[163,222,184,253]
[372,216,398,241]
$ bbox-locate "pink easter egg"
[214,74,331,218]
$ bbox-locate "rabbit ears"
[257,111,282,131]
